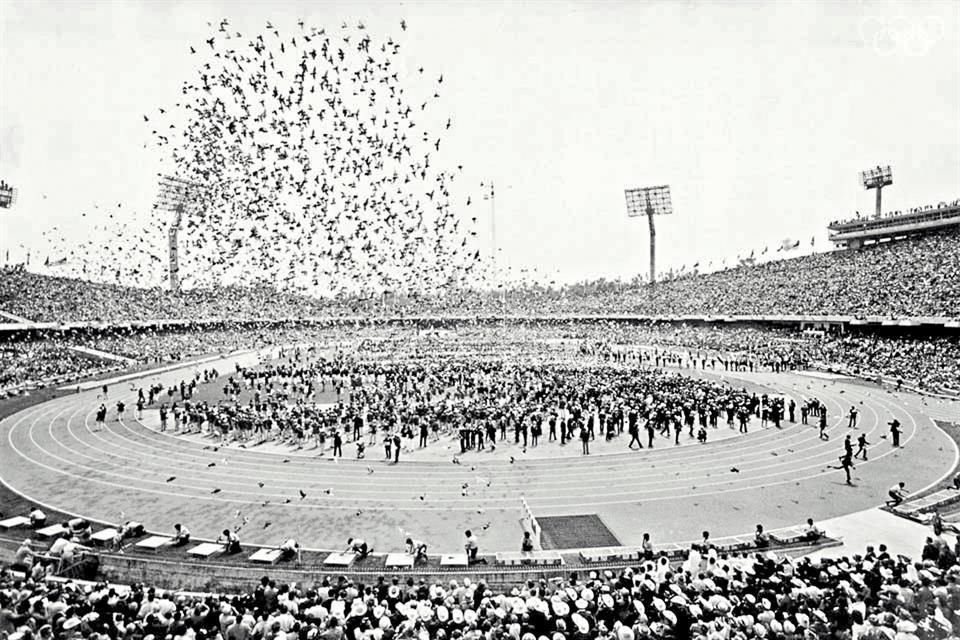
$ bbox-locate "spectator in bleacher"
[10,539,34,572]
[404,537,428,562]
[754,524,770,548]
[28,507,46,529]
[171,523,191,546]
[218,529,241,555]
[803,517,822,542]
[521,531,535,553]
[345,537,371,559]
[278,538,300,562]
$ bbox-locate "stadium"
[1,3,960,640]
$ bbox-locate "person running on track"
[854,433,870,460]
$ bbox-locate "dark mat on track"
[538,514,621,550]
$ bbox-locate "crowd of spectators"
[817,335,960,395]
[2,227,959,321]
[3,537,960,640]
[2,322,958,399]
[829,199,960,227]
[0,342,118,396]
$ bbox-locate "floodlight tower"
[860,165,893,217]
[0,180,16,209]
[154,175,204,292]
[624,185,673,286]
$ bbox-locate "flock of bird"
[151,17,487,296]
[42,18,509,297]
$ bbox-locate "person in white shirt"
[12,538,34,570]
[218,529,241,554]
[803,518,822,542]
[29,507,47,528]
[405,537,428,562]
[172,523,191,546]
[279,538,300,561]
[886,482,908,507]
[464,530,487,565]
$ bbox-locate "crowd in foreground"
[3,533,960,640]
[2,226,959,322]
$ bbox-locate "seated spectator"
[345,537,371,559]
[278,538,300,562]
[754,524,770,548]
[28,507,46,529]
[404,537,428,562]
[172,523,191,546]
[11,538,34,572]
[520,531,535,553]
[67,518,91,542]
[218,529,241,555]
[803,517,822,542]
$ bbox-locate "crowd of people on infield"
[149,344,767,457]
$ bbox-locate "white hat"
[571,614,589,634]
[62,618,82,631]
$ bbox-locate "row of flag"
[662,236,817,281]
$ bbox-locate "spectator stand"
[1,513,841,593]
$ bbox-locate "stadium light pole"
[0,180,17,210]
[483,182,510,304]
[0,180,16,268]
[155,175,205,292]
[624,185,673,286]
[860,165,893,217]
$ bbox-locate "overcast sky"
[1,0,958,286]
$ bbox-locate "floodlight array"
[624,185,673,218]
[860,165,893,189]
